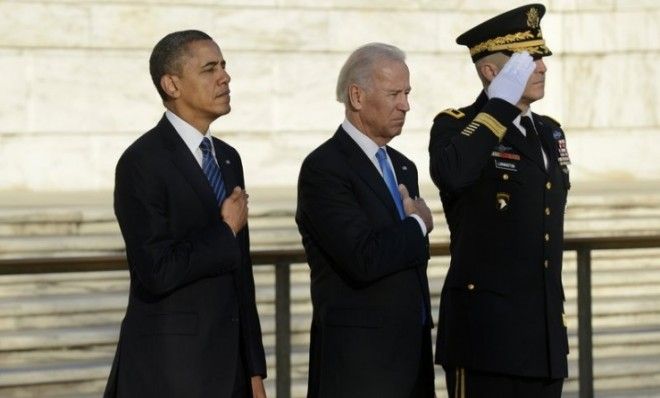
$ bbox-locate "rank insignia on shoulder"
[439,108,465,119]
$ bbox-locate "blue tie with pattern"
[376,148,405,220]
[200,137,226,205]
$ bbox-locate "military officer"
[428,4,571,398]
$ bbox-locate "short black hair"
[149,30,214,101]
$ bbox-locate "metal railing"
[1,234,660,398]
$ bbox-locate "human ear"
[479,62,499,84]
[347,84,364,110]
[160,74,180,99]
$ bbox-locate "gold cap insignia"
[527,7,540,28]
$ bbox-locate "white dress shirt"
[341,119,427,236]
[165,110,219,168]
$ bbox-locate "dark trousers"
[410,326,436,398]
[232,337,250,398]
[444,367,563,398]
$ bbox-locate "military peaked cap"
[456,3,552,62]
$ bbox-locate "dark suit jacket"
[104,115,266,398]
[429,93,570,379]
[296,127,435,398]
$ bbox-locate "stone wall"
[0,0,658,191]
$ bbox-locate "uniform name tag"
[494,159,517,171]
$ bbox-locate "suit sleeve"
[297,155,428,286]
[114,150,241,297]
[429,98,521,193]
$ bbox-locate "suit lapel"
[158,115,219,212]
[535,115,558,174]
[212,138,239,196]
[334,128,401,220]
[390,150,416,197]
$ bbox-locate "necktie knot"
[376,148,387,162]
[521,116,535,136]
[200,137,213,154]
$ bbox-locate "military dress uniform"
[429,4,571,397]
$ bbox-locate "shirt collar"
[513,107,534,135]
[165,110,214,154]
[341,118,382,161]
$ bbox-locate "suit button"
[545,233,550,242]
[502,173,509,181]
[545,207,551,215]
[467,283,475,291]
[546,182,552,190]
[544,260,549,268]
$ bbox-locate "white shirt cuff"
[409,214,427,236]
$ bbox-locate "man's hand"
[251,375,267,398]
[487,51,535,105]
[220,186,248,235]
[399,184,434,233]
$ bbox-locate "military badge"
[496,192,510,211]
[527,7,540,28]
[555,137,571,166]
[492,144,521,162]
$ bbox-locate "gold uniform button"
[546,182,552,190]
[544,260,549,268]
[545,233,550,242]
[502,174,509,181]
[545,207,551,215]
[467,283,475,291]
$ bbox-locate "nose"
[535,58,547,73]
[218,68,231,85]
[399,93,410,112]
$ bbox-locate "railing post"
[577,247,594,398]
[275,262,291,398]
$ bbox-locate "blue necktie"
[377,148,427,325]
[200,138,226,205]
[376,148,405,220]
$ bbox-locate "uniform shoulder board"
[541,114,561,127]
[437,108,465,119]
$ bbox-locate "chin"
[523,92,544,105]
[217,106,231,117]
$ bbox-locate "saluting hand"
[220,186,249,235]
[399,184,434,233]
[487,51,536,106]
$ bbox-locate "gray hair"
[149,30,214,101]
[475,52,509,87]
[336,42,407,104]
